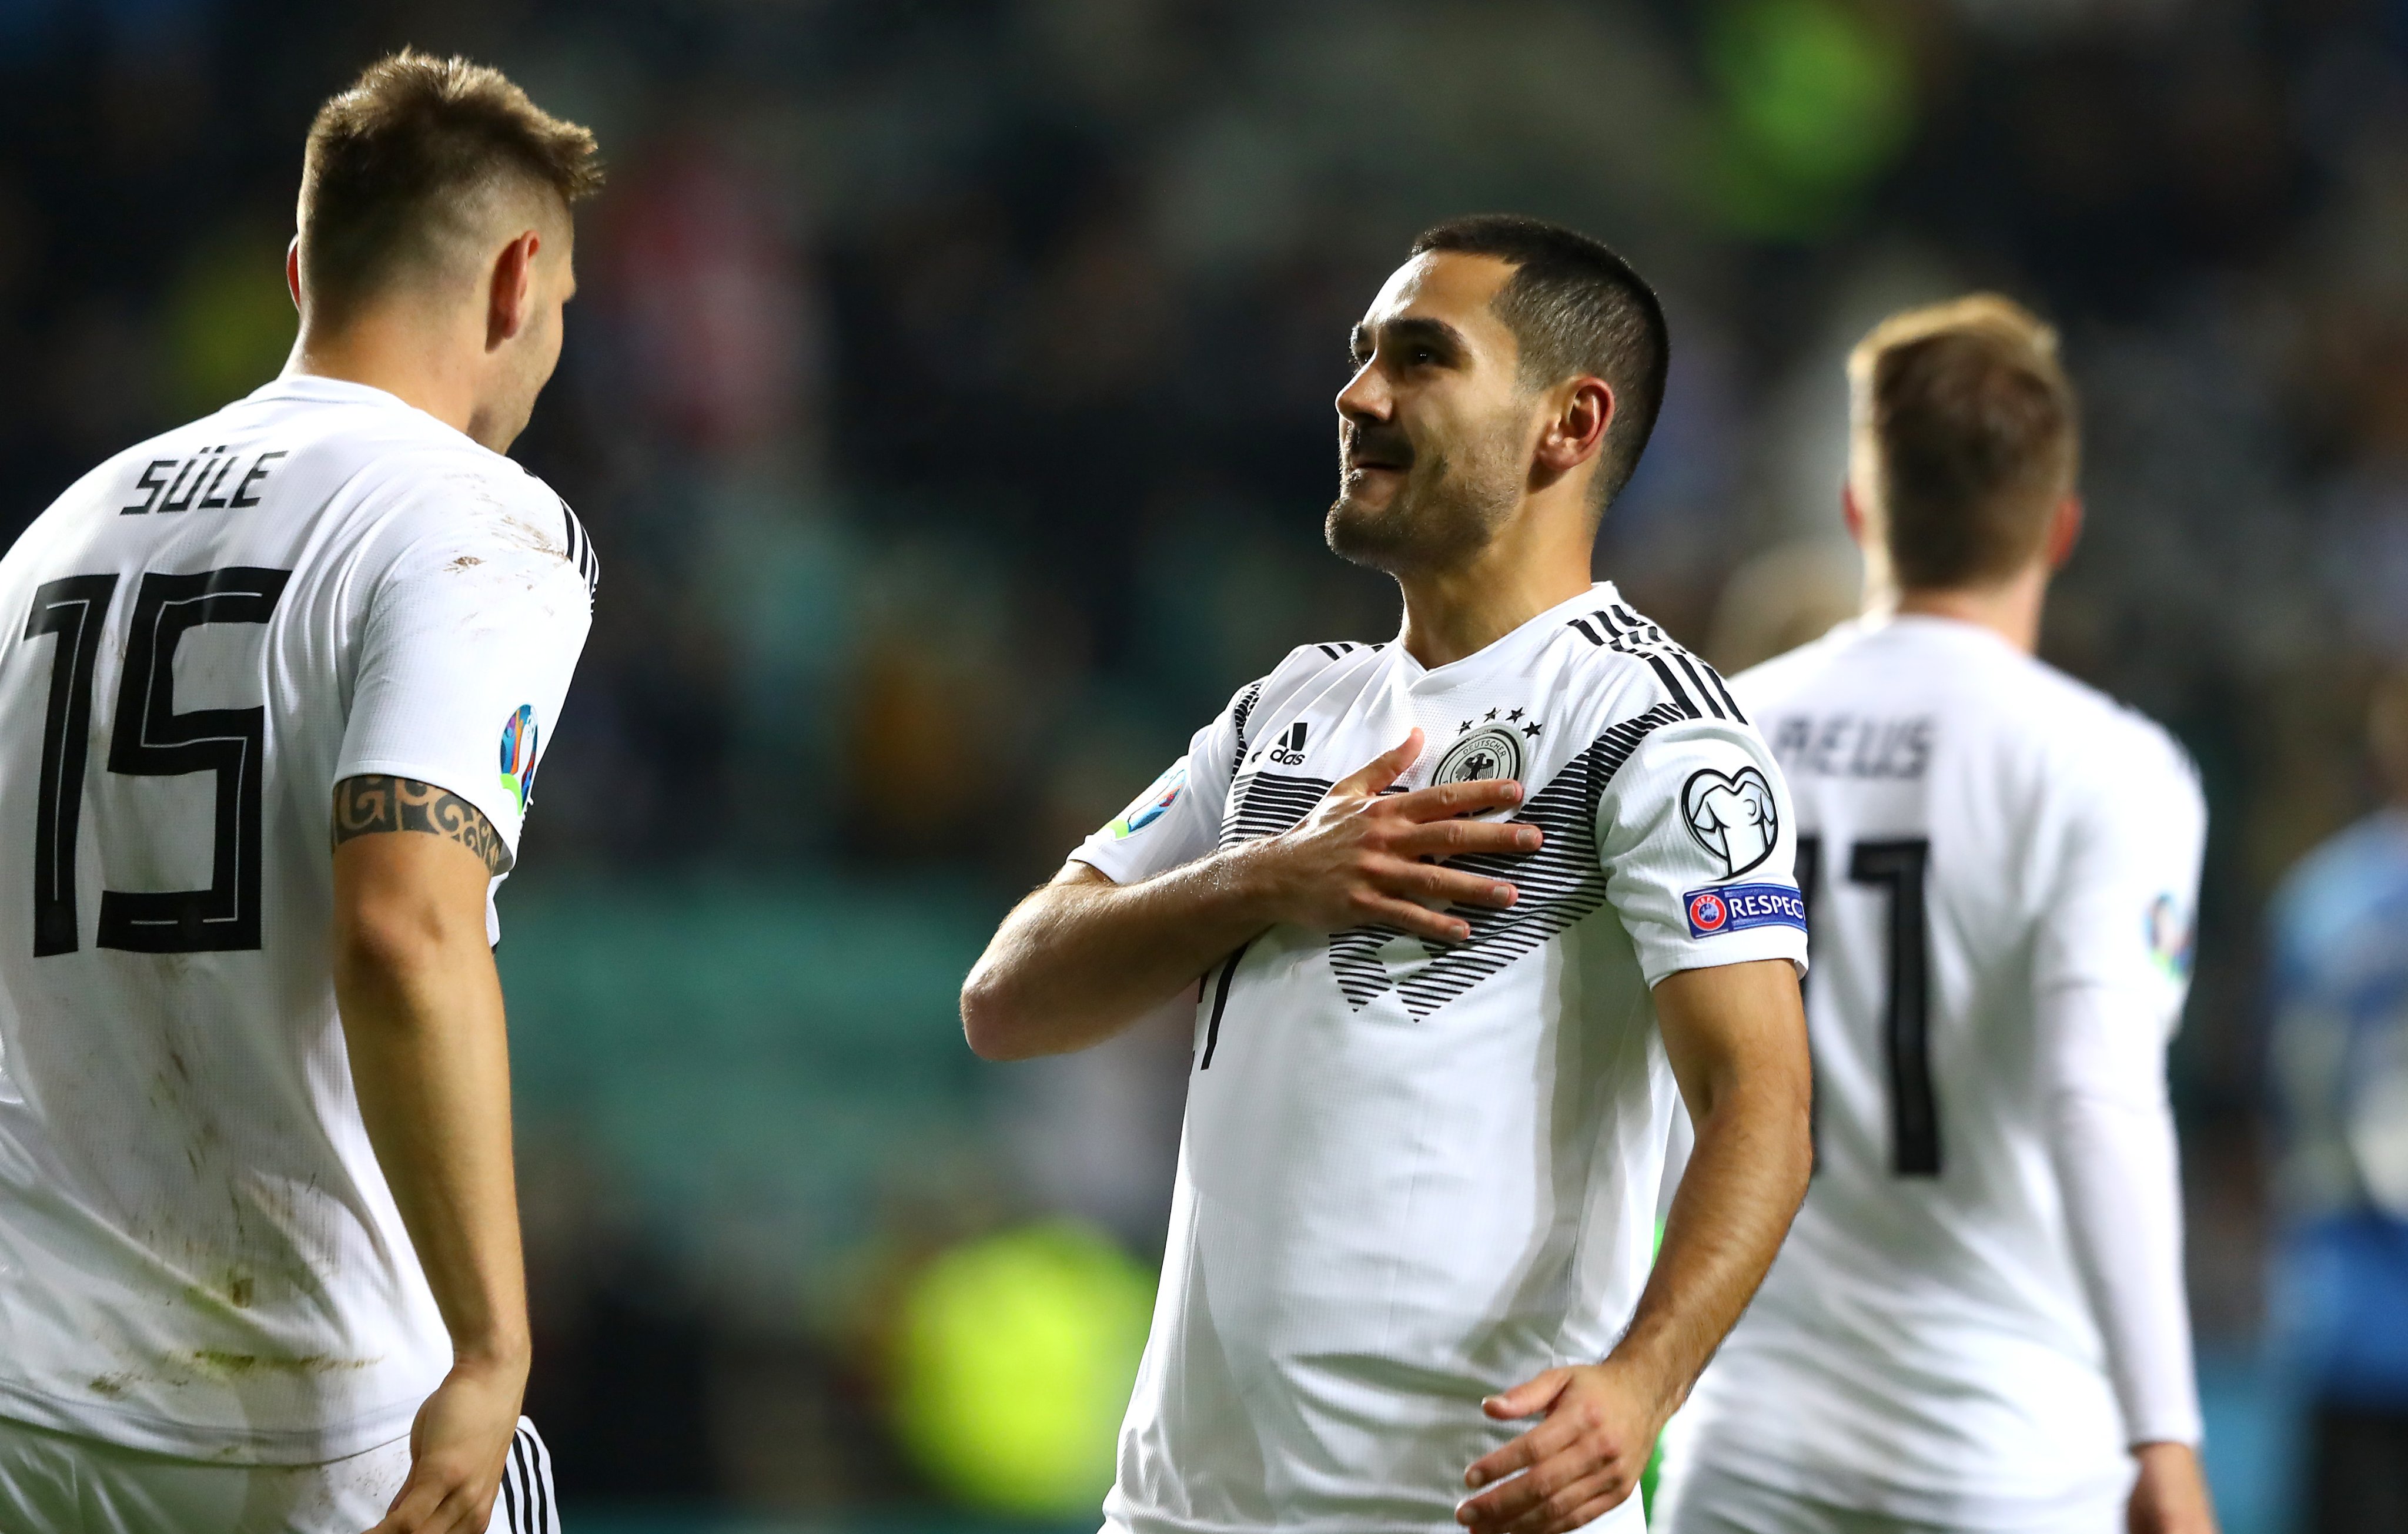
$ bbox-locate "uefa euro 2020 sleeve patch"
[499,704,539,813]
[2146,893,2194,980]
[1106,761,1187,840]
[1684,883,1807,940]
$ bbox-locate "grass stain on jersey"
[182,1349,380,1379]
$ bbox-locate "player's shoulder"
[340,413,560,523]
[1243,639,1384,722]
[2011,652,2197,798]
[1728,618,1867,712]
[279,398,599,595]
[372,450,596,590]
[1185,640,1382,783]
[13,396,321,550]
[1741,615,2193,790]
[41,402,252,515]
[1547,589,1753,736]
[221,376,558,503]
[1868,627,2203,812]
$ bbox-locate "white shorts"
[0,1412,560,1534]
[1654,1459,2119,1534]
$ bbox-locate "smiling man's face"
[1327,250,1536,577]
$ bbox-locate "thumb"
[364,1473,434,1534]
[1332,728,1424,799]
[1483,1367,1570,1420]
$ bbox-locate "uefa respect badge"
[1684,882,1807,940]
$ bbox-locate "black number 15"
[1796,833,1938,1176]
[25,567,291,957]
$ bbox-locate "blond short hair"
[298,51,603,319]
[1848,294,2079,590]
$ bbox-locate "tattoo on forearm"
[333,775,509,876]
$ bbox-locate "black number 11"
[1797,833,1938,1176]
[24,567,290,957]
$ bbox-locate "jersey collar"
[245,374,487,449]
[247,373,417,408]
[1865,610,2029,659]
[1394,582,1624,691]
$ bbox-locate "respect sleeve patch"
[1684,882,1807,939]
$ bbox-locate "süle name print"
[119,447,288,516]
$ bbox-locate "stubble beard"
[1325,426,1523,578]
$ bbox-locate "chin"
[1329,475,1516,577]
[1325,495,1416,572]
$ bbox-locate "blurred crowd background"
[4,0,2407,1528]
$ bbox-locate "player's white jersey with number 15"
[0,375,592,1465]
[1675,614,2205,1522]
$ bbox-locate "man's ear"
[286,239,302,312]
[2045,493,2084,569]
[1534,376,1614,482]
[487,230,541,349]
[1842,481,1865,543]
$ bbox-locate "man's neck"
[1885,563,2049,655]
[285,310,478,440]
[1393,526,1595,669]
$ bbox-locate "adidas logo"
[1267,721,1309,766]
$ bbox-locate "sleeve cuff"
[1066,843,1141,885]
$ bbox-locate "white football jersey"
[1072,584,1807,1534]
[0,376,593,1463]
[1677,615,2203,1522]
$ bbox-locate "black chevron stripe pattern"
[1228,681,1265,771]
[499,1419,560,1533]
[556,497,600,597]
[1326,702,1690,1017]
[1567,603,1744,724]
[1221,771,1334,848]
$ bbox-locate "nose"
[1335,359,1391,426]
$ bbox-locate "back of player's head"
[298,51,603,322]
[1849,294,2079,591]
[1408,215,1669,510]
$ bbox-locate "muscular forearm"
[1614,961,1812,1410]
[333,847,530,1371]
[337,945,528,1365]
[1613,1074,1810,1407]
[963,733,1533,1060]
[961,851,1277,1060]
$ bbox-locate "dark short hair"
[1409,214,1670,508]
[1850,295,2078,590]
[299,51,603,317]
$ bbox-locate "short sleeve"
[1068,681,1253,885]
[335,477,595,868]
[2032,731,2206,1028]
[1596,719,1809,988]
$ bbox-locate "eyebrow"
[1349,314,1470,363]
